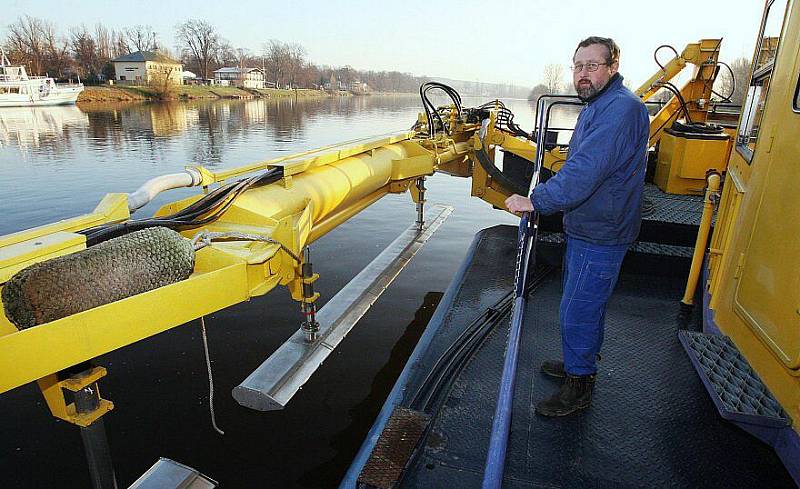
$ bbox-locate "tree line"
[1,16,444,93]
[527,58,752,106]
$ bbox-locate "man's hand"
[505,194,534,213]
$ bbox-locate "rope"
[200,316,225,436]
[191,231,301,263]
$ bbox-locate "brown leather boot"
[535,374,595,417]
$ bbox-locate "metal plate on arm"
[232,204,453,411]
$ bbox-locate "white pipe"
[127,168,203,212]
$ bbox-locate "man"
[505,36,649,417]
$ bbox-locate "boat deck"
[351,225,794,488]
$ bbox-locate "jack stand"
[300,247,320,343]
[73,369,118,489]
[415,177,426,232]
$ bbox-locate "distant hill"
[428,77,532,99]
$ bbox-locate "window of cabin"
[736,0,789,162]
[794,72,800,112]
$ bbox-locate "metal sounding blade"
[233,204,453,411]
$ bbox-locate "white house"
[111,51,183,85]
[213,67,266,89]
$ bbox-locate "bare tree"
[148,65,177,99]
[542,64,564,94]
[124,24,159,53]
[113,30,128,59]
[263,39,289,87]
[216,40,237,68]
[43,27,72,78]
[94,23,113,60]
[175,19,222,79]
[5,16,51,75]
[716,57,750,105]
[70,25,101,80]
[528,84,550,102]
[286,42,306,88]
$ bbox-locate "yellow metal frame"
[635,39,722,147]
[0,128,478,422]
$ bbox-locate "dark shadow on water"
[297,291,443,488]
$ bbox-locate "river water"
[0,95,551,488]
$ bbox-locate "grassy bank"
[77,86,150,103]
[255,87,331,98]
[77,85,333,103]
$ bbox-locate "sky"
[5,0,764,88]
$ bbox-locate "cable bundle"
[474,99,531,139]
[418,82,463,136]
[82,167,284,245]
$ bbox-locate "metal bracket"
[232,204,453,411]
[37,366,114,427]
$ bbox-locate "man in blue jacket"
[505,36,650,416]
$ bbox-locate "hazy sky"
[5,0,764,87]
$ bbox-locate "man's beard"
[575,79,601,100]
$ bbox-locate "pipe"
[126,168,203,212]
[681,172,721,306]
[74,369,118,489]
[481,98,546,489]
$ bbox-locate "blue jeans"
[560,236,628,376]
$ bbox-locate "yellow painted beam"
[0,248,248,394]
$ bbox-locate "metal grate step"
[679,330,791,428]
[357,407,430,489]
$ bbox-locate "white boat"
[0,49,84,107]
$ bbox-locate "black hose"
[654,45,680,71]
[81,167,284,245]
[657,82,693,123]
[474,145,528,196]
[419,81,462,136]
[408,264,553,413]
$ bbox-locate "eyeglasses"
[571,62,608,73]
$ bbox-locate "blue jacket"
[531,74,649,245]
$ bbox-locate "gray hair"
[574,36,620,64]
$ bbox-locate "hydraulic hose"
[127,168,203,212]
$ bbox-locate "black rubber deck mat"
[397,225,794,488]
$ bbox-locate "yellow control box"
[654,129,731,195]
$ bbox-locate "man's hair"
[574,36,620,64]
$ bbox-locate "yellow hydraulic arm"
[0,128,480,423]
[635,39,723,146]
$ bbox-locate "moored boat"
[0,49,83,107]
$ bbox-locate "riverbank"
[77,85,335,104]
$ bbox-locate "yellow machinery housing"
[706,0,800,426]
[654,129,731,194]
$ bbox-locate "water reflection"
[0,95,538,237]
[0,106,88,151]
[0,95,529,487]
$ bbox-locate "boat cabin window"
[736,0,789,162]
[8,87,20,94]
